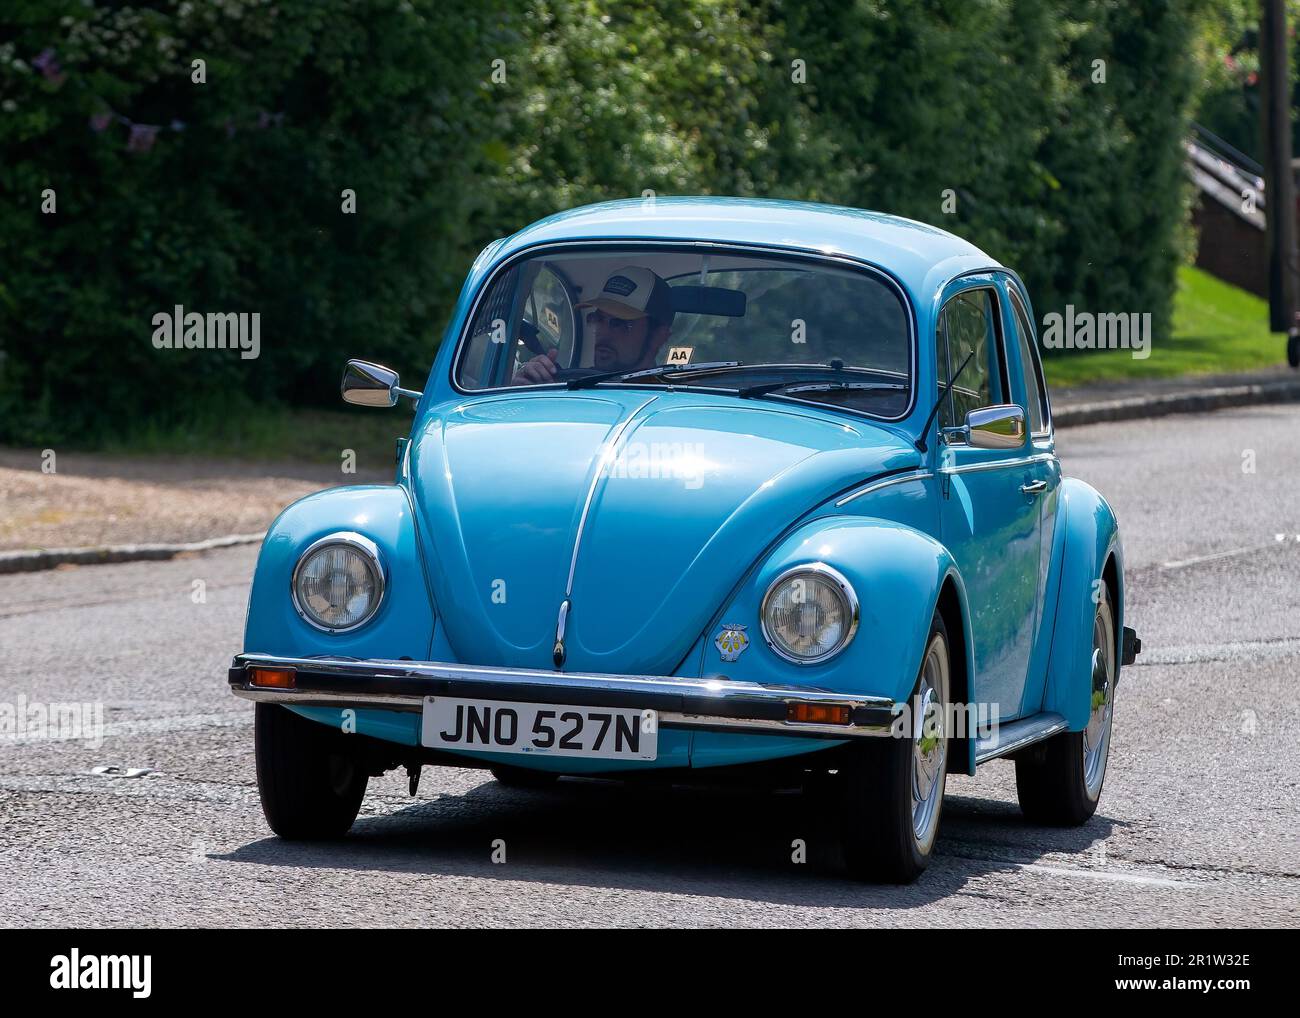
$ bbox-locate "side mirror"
[944,404,1026,449]
[341,359,421,407]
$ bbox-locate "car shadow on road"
[214,771,1120,908]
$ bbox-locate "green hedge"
[0,0,504,442]
[0,0,1212,445]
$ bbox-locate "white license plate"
[420,697,658,761]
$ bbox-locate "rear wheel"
[1015,586,1115,825]
[255,704,368,839]
[840,611,950,883]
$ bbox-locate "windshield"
[453,246,913,417]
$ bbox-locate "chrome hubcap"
[1083,598,1115,799]
[911,635,949,848]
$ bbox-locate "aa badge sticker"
[714,623,750,662]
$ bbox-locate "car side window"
[461,264,522,387]
[1008,289,1050,435]
[936,288,1005,432]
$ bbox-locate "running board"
[975,712,1069,765]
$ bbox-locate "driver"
[511,266,675,384]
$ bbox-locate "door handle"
[1020,479,1048,496]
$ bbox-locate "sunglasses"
[584,309,641,334]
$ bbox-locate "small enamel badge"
[715,623,750,662]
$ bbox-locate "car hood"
[409,390,918,674]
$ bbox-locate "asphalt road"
[2,404,1298,927]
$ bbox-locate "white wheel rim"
[1083,597,1115,799]
[911,633,949,850]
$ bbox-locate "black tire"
[1288,332,1300,369]
[1015,587,1115,825]
[840,611,950,883]
[254,704,368,839]
[490,764,561,789]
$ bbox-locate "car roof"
[492,196,1002,299]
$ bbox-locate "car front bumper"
[228,652,900,740]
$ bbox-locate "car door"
[935,276,1043,722]
[1000,275,1062,716]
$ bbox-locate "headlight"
[291,533,385,633]
[760,563,859,665]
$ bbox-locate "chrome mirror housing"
[341,359,421,407]
[943,404,1026,449]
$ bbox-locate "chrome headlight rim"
[290,531,387,634]
[759,562,860,666]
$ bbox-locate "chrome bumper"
[228,652,899,740]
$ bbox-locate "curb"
[0,532,266,575]
[1053,377,1300,428]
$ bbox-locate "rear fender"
[1041,478,1124,731]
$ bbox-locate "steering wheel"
[519,320,546,357]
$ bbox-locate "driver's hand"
[511,347,559,385]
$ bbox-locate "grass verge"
[1042,265,1287,388]
[96,402,409,467]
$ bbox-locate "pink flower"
[32,48,66,86]
[126,124,159,153]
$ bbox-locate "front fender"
[243,484,436,660]
[1041,478,1124,731]
[702,515,966,708]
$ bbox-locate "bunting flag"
[28,47,284,154]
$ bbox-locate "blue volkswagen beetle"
[229,197,1140,882]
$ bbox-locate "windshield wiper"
[565,360,742,389]
[737,379,906,399]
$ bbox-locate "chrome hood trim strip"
[564,395,659,597]
[554,395,659,667]
[835,470,934,507]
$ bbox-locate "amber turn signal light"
[250,667,296,689]
[787,703,850,725]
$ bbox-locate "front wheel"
[254,704,368,839]
[1014,586,1116,825]
[840,611,951,883]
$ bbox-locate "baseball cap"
[577,266,674,323]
